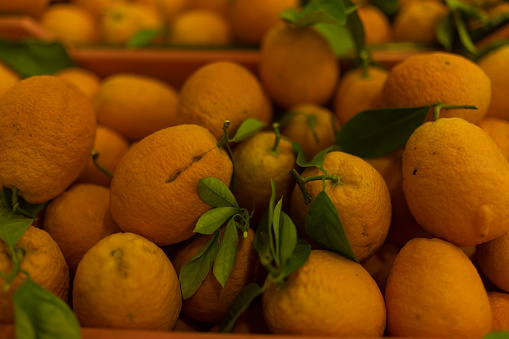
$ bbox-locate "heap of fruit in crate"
[1,0,509,338]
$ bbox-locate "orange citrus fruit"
[476,231,509,293]
[402,117,509,246]
[478,44,509,120]
[94,73,179,142]
[0,226,69,323]
[357,4,394,44]
[43,183,122,277]
[488,291,509,331]
[262,249,386,336]
[385,237,492,338]
[0,75,96,204]
[169,9,231,46]
[177,61,273,140]
[380,51,492,123]
[289,151,392,262]
[109,124,233,246]
[258,23,339,109]
[54,67,102,100]
[478,117,509,160]
[72,232,182,330]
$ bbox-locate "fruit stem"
[11,187,36,219]
[432,103,478,121]
[91,151,114,178]
[290,169,341,205]
[217,120,231,149]
[271,123,281,153]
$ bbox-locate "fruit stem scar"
[112,249,123,258]
[290,169,341,205]
[165,148,213,183]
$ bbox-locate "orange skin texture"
[172,228,260,323]
[402,117,509,246]
[280,103,341,161]
[109,124,233,246]
[488,291,509,331]
[0,226,69,323]
[289,151,392,262]
[365,149,431,248]
[43,183,122,277]
[258,23,340,109]
[333,65,388,124]
[380,52,491,124]
[177,61,273,140]
[0,61,19,98]
[54,67,102,100]
[477,231,509,293]
[228,0,299,45]
[478,117,509,160]
[0,75,97,204]
[231,131,296,225]
[262,249,386,337]
[385,237,492,338]
[393,0,449,44]
[478,45,509,120]
[94,73,179,142]
[72,232,182,330]
[76,125,130,187]
[357,4,394,44]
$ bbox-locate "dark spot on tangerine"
[413,168,417,175]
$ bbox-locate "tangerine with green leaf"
[289,151,392,262]
[231,129,296,225]
[262,249,386,336]
[0,226,69,324]
[109,124,233,246]
[172,227,260,323]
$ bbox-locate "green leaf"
[271,198,283,266]
[266,180,277,263]
[305,190,358,263]
[127,29,161,48]
[228,118,267,143]
[219,282,263,333]
[0,199,32,248]
[2,187,47,218]
[198,177,238,208]
[335,105,430,158]
[371,0,399,17]
[13,278,81,339]
[0,39,74,78]
[280,0,349,26]
[436,16,454,51]
[343,0,368,61]
[484,331,509,339]
[474,39,509,62]
[179,232,220,299]
[213,218,239,288]
[297,145,341,169]
[278,212,298,270]
[253,209,269,254]
[314,23,354,57]
[194,207,240,235]
[280,238,311,277]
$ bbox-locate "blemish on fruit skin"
[111,248,128,278]
[413,168,417,175]
[165,148,213,183]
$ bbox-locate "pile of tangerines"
[2,0,509,338]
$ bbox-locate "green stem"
[271,123,281,153]
[91,151,114,178]
[432,103,478,121]
[290,169,341,205]
[217,120,231,149]
[10,188,36,219]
